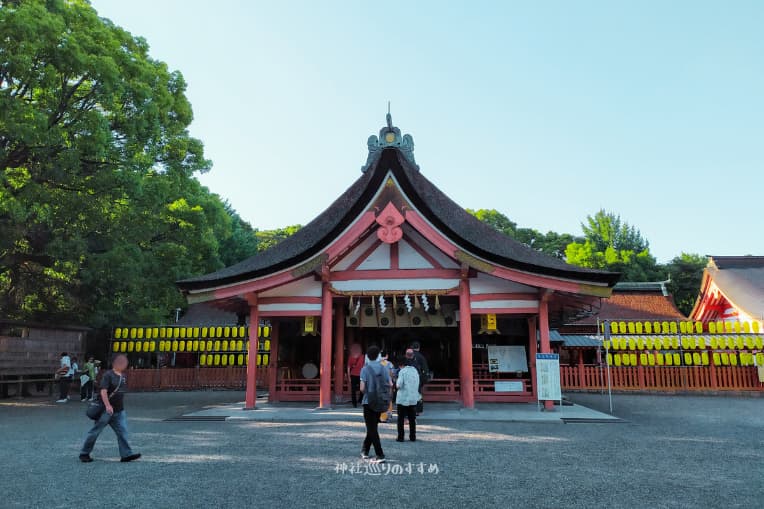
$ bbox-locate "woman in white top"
[395,357,420,442]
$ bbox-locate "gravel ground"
[1,391,762,509]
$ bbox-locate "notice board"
[536,353,561,401]
[487,345,528,373]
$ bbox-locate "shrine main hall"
[177,117,620,410]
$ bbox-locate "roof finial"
[361,106,418,173]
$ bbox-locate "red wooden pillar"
[267,321,280,402]
[319,282,333,408]
[245,296,259,409]
[333,302,345,403]
[577,349,585,389]
[538,293,554,410]
[459,279,475,408]
[527,316,538,399]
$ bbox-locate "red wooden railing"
[126,367,269,391]
[561,365,764,392]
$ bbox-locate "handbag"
[85,375,122,420]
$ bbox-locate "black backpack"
[365,364,389,412]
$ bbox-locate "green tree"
[255,225,302,252]
[219,202,259,267]
[565,210,662,280]
[467,208,580,259]
[665,253,707,316]
[0,0,229,325]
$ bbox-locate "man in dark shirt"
[79,354,141,463]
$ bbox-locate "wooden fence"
[561,365,764,392]
[126,367,270,391]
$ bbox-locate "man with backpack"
[359,345,391,463]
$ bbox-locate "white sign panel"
[536,353,561,401]
[487,345,528,373]
[494,381,525,392]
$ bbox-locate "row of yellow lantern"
[607,351,764,367]
[604,335,764,351]
[199,353,270,366]
[603,320,761,335]
[113,325,271,340]
[112,339,271,353]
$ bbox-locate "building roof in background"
[570,281,686,325]
[559,335,602,348]
[176,303,239,326]
[691,256,764,321]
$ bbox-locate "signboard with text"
[535,353,561,401]
[487,345,528,373]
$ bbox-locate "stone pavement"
[1,391,762,509]
[185,399,620,423]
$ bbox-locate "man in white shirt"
[56,352,73,403]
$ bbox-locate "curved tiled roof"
[178,148,619,291]
[697,256,764,319]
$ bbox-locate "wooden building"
[691,256,764,330]
[176,116,619,409]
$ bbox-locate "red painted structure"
[177,118,619,408]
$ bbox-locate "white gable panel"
[357,243,390,270]
[332,234,379,271]
[471,273,536,294]
[398,239,435,269]
[402,225,459,268]
[333,279,459,292]
[259,277,322,297]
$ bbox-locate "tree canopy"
[0,0,244,326]
[468,208,705,315]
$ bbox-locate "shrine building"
[691,256,764,330]
[176,116,620,409]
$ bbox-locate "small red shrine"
[691,256,764,331]
[177,116,620,409]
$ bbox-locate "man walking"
[359,345,391,463]
[395,356,420,442]
[56,352,73,403]
[79,354,141,463]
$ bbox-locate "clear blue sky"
[90,0,764,263]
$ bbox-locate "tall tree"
[665,253,707,316]
[565,210,662,280]
[255,225,302,252]
[0,0,226,325]
[467,208,581,259]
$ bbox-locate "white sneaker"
[56,399,67,403]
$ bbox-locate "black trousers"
[362,405,384,457]
[80,380,94,400]
[397,404,417,440]
[416,381,424,413]
[58,376,71,400]
[350,376,361,407]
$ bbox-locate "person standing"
[379,351,394,423]
[80,356,97,401]
[410,342,430,414]
[395,357,420,442]
[359,345,391,463]
[347,345,365,408]
[56,352,73,403]
[79,354,141,463]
